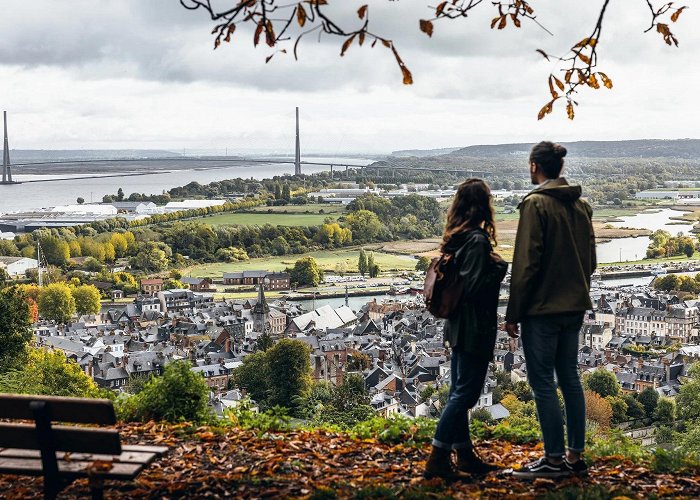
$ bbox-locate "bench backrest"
[0,393,122,455]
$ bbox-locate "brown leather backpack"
[423,251,464,319]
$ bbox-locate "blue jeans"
[521,312,585,458]
[432,348,489,450]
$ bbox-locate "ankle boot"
[456,447,499,475]
[423,446,470,481]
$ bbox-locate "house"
[182,277,214,292]
[141,278,164,296]
[222,271,290,290]
[0,256,38,277]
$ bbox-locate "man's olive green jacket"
[505,178,596,324]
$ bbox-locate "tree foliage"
[290,256,322,287]
[585,389,613,428]
[38,282,76,324]
[71,284,102,316]
[584,369,621,398]
[0,348,100,398]
[0,286,33,371]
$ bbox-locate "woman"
[424,179,508,481]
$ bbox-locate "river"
[0,157,371,214]
[596,208,696,263]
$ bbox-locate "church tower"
[252,281,271,333]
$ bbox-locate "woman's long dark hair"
[441,178,497,251]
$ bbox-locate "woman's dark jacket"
[442,228,508,359]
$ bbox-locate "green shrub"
[223,401,292,433]
[349,415,436,445]
[116,361,212,423]
[587,429,650,464]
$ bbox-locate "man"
[505,141,596,479]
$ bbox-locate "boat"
[650,266,667,276]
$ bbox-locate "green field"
[189,248,417,277]
[203,212,337,227]
[249,203,347,214]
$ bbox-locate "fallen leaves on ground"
[0,422,698,498]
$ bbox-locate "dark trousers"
[432,348,489,450]
[521,312,585,458]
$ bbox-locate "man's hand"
[505,322,520,339]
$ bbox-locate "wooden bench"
[0,393,168,499]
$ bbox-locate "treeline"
[647,230,699,259]
[653,273,700,294]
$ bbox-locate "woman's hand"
[490,252,506,265]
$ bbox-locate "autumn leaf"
[553,76,565,92]
[401,65,413,85]
[265,20,276,47]
[587,73,600,89]
[566,101,575,120]
[498,15,507,29]
[340,35,356,56]
[435,1,447,16]
[535,49,550,61]
[671,7,686,22]
[510,14,521,28]
[357,4,368,20]
[419,19,434,37]
[297,4,307,27]
[253,21,263,47]
[578,53,591,65]
[358,32,365,46]
[598,72,613,89]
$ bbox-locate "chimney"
[662,357,671,383]
[224,337,231,354]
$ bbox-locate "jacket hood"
[523,177,582,204]
[442,228,485,254]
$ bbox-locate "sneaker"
[565,458,588,476]
[511,457,571,479]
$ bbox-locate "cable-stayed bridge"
[2,109,491,184]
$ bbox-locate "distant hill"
[9,149,180,162]
[391,147,462,157]
[393,139,700,159]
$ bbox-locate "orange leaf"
[498,15,507,29]
[587,73,600,89]
[553,76,565,91]
[358,32,365,46]
[566,101,575,120]
[253,21,263,47]
[419,19,434,37]
[490,16,501,29]
[436,1,447,15]
[578,53,591,65]
[341,35,356,56]
[357,4,368,20]
[510,14,521,28]
[671,7,685,22]
[401,65,413,85]
[598,72,613,89]
[297,4,307,27]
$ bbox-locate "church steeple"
[252,281,270,333]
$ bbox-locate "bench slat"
[0,393,116,424]
[0,424,122,455]
[0,457,144,480]
[0,449,158,465]
[122,445,169,455]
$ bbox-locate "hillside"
[2,423,698,499]
[419,139,700,159]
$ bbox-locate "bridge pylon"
[294,107,301,176]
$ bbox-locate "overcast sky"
[0,0,697,154]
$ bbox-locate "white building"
[0,256,39,277]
